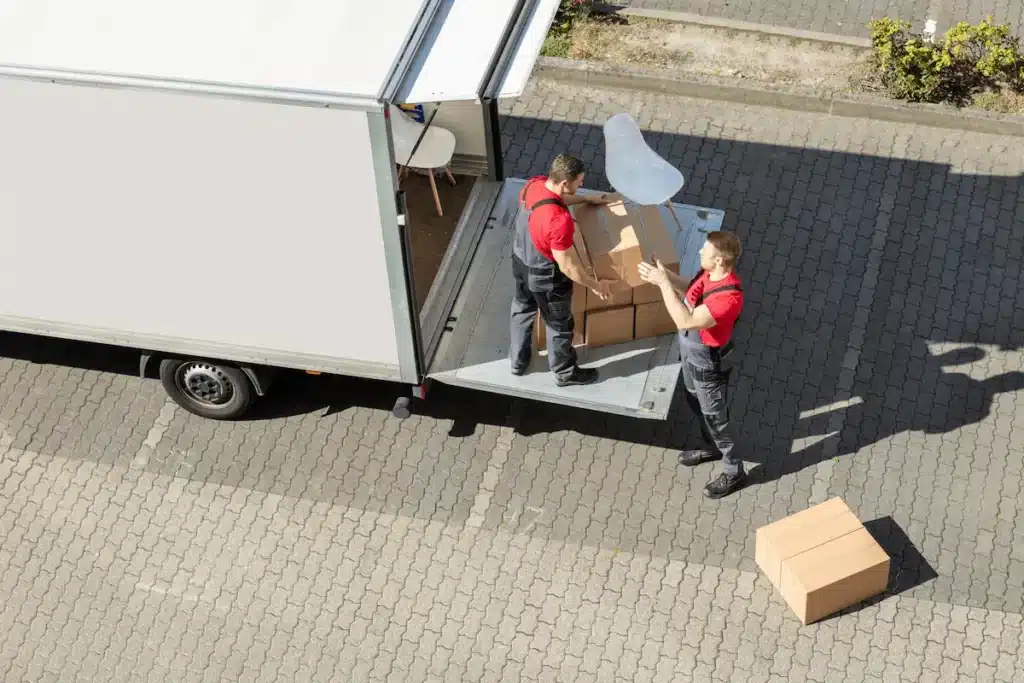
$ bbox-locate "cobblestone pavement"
[2,77,1024,682]
[610,0,1024,41]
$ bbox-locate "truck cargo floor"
[427,180,724,420]
[403,171,477,313]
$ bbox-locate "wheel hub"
[177,362,233,406]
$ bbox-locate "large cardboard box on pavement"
[755,497,890,625]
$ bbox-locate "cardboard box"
[573,196,679,289]
[632,261,681,305]
[585,305,635,348]
[586,283,633,311]
[755,498,890,625]
[634,302,677,339]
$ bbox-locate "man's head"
[700,231,741,273]
[546,154,586,196]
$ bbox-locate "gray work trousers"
[681,359,743,476]
[509,256,577,379]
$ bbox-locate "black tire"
[159,358,254,420]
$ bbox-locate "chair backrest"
[603,112,684,205]
[388,105,421,157]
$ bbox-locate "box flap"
[572,223,595,274]
[755,497,861,588]
[782,528,891,594]
[636,204,681,267]
[757,498,854,543]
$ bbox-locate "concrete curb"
[535,57,1024,138]
[591,3,872,49]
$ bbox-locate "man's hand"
[637,259,671,287]
[589,279,614,300]
[584,193,612,205]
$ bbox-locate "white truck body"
[0,0,718,420]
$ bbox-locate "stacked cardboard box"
[535,194,681,351]
[755,497,891,624]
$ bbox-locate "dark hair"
[707,231,741,268]
[548,154,585,184]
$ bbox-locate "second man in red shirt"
[638,232,746,498]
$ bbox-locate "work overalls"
[509,187,578,380]
[678,272,744,476]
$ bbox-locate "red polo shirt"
[684,270,743,347]
[520,176,574,261]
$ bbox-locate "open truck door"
[391,0,727,420]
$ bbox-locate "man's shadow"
[743,341,1024,483]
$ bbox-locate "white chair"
[603,112,684,205]
[603,111,687,234]
[389,105,457,217]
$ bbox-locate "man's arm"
[552,247,607,296]
[663,269,689,300]
[659,281,717,331]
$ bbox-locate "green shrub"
[868,16,1024,105]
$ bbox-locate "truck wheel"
[159,358,254,420]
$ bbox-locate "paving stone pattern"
[611,0,1024,40]
[1,79,1023,681]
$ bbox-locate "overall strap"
[528,197,567,212]
[696,283,742,306]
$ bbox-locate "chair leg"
[428,170,443,217]
[444,165,456,186]
[665,201,685,234]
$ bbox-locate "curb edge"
[591,3,872,49]
[534,57,1024,138]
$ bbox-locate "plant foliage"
[868,16,1024,105]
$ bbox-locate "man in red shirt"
[510,154,614,386]
[638,231,746,498]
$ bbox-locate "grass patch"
[548,15,673,66]
[973,88,1024,113]
[541,31,573,58]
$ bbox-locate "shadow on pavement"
[817,515,941,622]
[863,515,940,597]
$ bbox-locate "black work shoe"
[678,449,719,467]
[703,472,746,499]
[555,367,599,387]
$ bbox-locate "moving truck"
[0,0,723,421]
